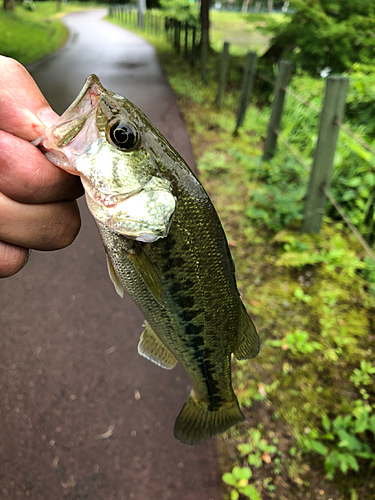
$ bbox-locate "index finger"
[0,56,56,141]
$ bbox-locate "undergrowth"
[109,12,375,500]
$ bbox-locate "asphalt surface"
[0,10,222,500]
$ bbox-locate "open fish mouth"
[32,75,105,154]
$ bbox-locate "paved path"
[0,10,222,500]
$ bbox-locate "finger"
[0,241,29,278]
[0,131,84,203]
[0,192,81,251]
[0,57,57,141]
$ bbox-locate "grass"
[0,1,101,65]
[108,11,375,500]
[210,10,286,56]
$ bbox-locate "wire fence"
[270,95,375,263]
[108,7,375,262]
[229,55,375,262]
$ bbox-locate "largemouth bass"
[35,75,259,445]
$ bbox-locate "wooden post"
[165,17,169,40]
[301,75,349,233]
[138,10,144,29]
[216,42,230,109]
[176,21,181,54]
[201,28,208,84]
[184,22,189,60]
[234,50,258,132]
[263,60,293,161]
[191,26,197,67]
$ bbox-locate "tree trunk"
[242,0,252,12]
[200,0,210,48]
[3,0,15,11]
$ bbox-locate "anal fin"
[138,321,177,370]
[233,303,260,360]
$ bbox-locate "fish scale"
[35,74,260,445]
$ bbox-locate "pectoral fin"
[233,303,260,360]
[138,321,177,370]
[125,242,164,306]
[106,254,124,298]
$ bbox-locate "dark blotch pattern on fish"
[161,238,224,410]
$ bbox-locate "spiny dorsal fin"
[106,254,125,298]
[233,303,260,360]
[125,242,164,306]
[138,321,177,370]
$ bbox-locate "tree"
[262,0,375,75]
[3,0,15,11]
[200,0,210,48]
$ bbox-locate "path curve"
[0,10,222,500]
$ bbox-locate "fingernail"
[38,107,60,127]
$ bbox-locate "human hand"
[0,56,84,278]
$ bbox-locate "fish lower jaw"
[85,194,162,242]
[84,183,135,209]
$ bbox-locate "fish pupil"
[109,121,138,150]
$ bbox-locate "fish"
[34,75,260,445]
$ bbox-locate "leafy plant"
[350,361,375,388]
[264,0,375,75]
[298,402,375,479]
[222,466,261,500]
[245,155,309,232]
[159,0,198,24]
[266,329,322,355]
[237,427,280,468]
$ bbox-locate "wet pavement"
[0,10,222,500]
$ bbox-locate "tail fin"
[174,392,244,445]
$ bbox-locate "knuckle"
[47,201,81,250]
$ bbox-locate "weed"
[222,466,261,500]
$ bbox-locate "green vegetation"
[0,1,99,65]
[109,9,375,499]
[264,0,375,75]
[210,10,286,56]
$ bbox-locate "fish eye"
[107,120,140,151]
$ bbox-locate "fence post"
[176,21,181,53]
[301,75,349,234]
[234,50,258,132]
[191,26,197,67]
[216,41,230,109]
[263,60,293,161]
[201,29,209,84]
[164,17,169,41]
[138,10,144,29]
[184,22,189,60]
